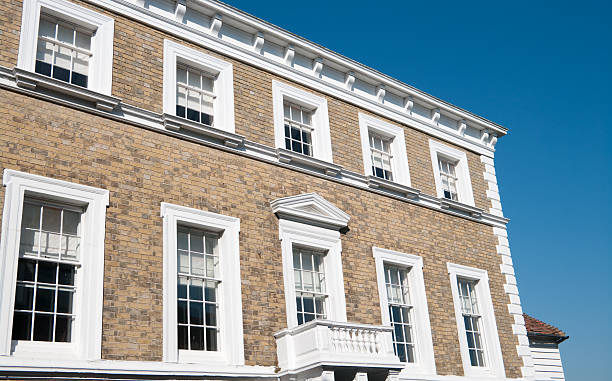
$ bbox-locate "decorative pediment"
[270,193,350,230]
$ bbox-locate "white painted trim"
[17,0,114,95]
[0,169,108,360]
[429,140,475,207]
[0,355,275,377]
[270,193,350,230]
[372,247,435,375]
[163,39,235,133]
[278,219,347,329]
[272,80,333,162]
[359,113,411,187]
[160,202,244,365]
[446,263,506,379]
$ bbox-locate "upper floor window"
[438,158,459,201]
[373,247,436,374]
[457,278,485,367]
[176,227,219,352]
[385,265,414,362]
[447,263,506,378]
[35,16,92,88]
[0,169,108,360]
[163,40,235,134]
[176,65,215,127]
[161,203,244,365]
[272,80,333,163]
[284,102,314,156]
[359,113,412,186]
[369,133,393,181]
[429,140,475,206]
[12,200,81,344]
[17,0,115,95]
[293,247,327,324]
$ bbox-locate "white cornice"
[80,0,502,156]
[270,193,350,230]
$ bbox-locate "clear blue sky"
[225,0,611,379]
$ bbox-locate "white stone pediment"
[270,193,350,230]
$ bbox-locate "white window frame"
[359,113,411,186]
[17,0,115,95]
[372,247,435,375]
[447,263,505,378]
[272,80,333,162]
[429,139,475,206]
[161,202,244,365]
[278,219,346,329]
[0,169,108,360]
[163,39,236,133]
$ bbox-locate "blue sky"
[225,0,611,379]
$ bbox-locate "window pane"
[53,45,72,81]
[37,261,57,284]
[205,303,216,326]
[206,328,217,351]
[178,325,188,349]
[14,285,34,310]
[38,18,56,38]
[201,76,213,92]
[42,207,61,233]
[56,24,74,44]
[35,286,55,312]
[75,31,91,50]
[191,252,204,276]
[177,250,189,274]
[189,278,203,301]
[33,313,53,341]
[177,301,187,324]
[17,259,36,282]
[56,289,73,313]
[189,302,203,325]
[55,315,72,342]
[177,276,188,299]
[190,232,204,253]
[190,326,204,350]
[21,204,41,229]
[12,312,32,340]
[187,70,200,88]
[204,280,216,302]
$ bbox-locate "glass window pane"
[178,325,188,349]
[57,289,73,313]
[14,285,34,310]
[188,70,200,88]
[177,301,187,324]
[17,259,36,282]
[38,19,56,38]
[302,296,314,313]
[204,280,216,302]
[55,315,71,342]
[37,261,57,283]
[75,31,91,50]
[56,24,74,44]
[177,250,189,274]
[35,286,55,312]
[11,312,32,340]
[42,207,61,233]
[201,76,213,92]
[177,276,188,299]
[177,67,187,84]
[33,313,53,341]
[190,278,203,301]
[21,204,41,229]
[189,302,203,325]
[206,328,217,351]
[205,303,216,326]
[283,103,290,119]
[188,231,203,253]
[191,252,204,276]
[58,261,76,285]
[190,326,204,350]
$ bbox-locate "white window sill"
[439,197,483,218]
[162,113,244,148]
[366,175,421,200]
[13,68,120,112]
[276,148,343,177]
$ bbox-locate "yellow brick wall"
[0,89,521,377]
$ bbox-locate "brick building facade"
[0,0,539,380]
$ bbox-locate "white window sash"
[429,140,475,206]
[160,202,244,365]
[0,169,108,360]
[447,263,506,378]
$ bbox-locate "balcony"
[275,320,403,377]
